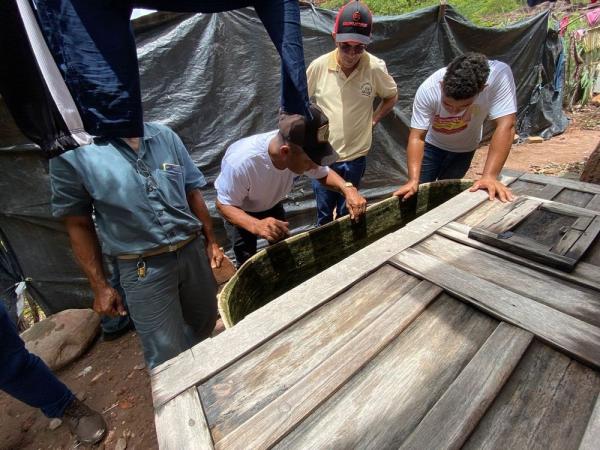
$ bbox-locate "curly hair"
[443,53,490,100]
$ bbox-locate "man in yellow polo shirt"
[307,0,398,225]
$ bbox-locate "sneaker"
[62,398,107,444]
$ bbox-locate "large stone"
[21,309,100,370]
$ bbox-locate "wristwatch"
[343,181,354,189]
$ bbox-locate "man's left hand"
[469,177,515,202]
[344,188,367,221]
[206,241,224,269]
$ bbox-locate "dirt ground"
[1,107,598,450]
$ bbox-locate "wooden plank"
[155,387,213,450]
[200,266,420,441]
[213,280,443,450]
[579,393,600,450]
[418,234,600,328]
[391,248,600,369]
[566,216,600,260]
[438,222,600,291]
[587,194,600,212]
[468,227,576,272]
[150,179,519,408]
[537,183,565,200]
[274,294,498,450]
[400,323,533,450]
[540,201,598,219]
[464,340,600,450]
[553,188,595,208]
[456,198,506,228]
[477,197,542,233]
[519,173,600,195]
[573,216,594,231]
[551,228,583,255]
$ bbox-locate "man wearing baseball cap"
[307,0,398,225]
[215,105,367,266]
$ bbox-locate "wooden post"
[438,0,447,22]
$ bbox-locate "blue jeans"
[117,236,217,369]
[32,0,310,140]
[223,203,286,267]
[100,256,131,334]
[312,157,367,226]
[0,302,74,418]
[419,142,476,183]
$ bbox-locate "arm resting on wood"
[470,113,516,202]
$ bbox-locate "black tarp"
[0,5,567,313]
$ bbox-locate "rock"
[526,136,544,144]
[133,363,145,371]
[115,437,127,450]
[212,254,237,285]
[48,418,62,430]
[75,390,87,401]
[21,309,100,371]
[513,133,520,144]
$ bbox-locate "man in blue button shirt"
[50,122,224,369]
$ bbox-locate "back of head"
[334,0,373,45]
[443,53,490,100]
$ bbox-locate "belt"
[116,233,199,260]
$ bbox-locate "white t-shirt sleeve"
[488,64,517,120]
[215,161,250,207]
[410,82,437,130]
[305,165,329,179]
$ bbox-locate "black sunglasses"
[338,42,367,54]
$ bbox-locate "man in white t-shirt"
[393,53,517,202]
[215,105,367,266]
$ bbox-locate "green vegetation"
[320,0,527,26]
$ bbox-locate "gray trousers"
[117,237,217,369]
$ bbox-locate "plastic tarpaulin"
[0,5,567,313]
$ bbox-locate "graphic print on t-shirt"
[432,106,474,135]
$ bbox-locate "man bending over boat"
[215,104,367,267]
[393,53,517,202]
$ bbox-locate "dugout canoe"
[218,179,474,327]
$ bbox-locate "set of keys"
[137,259,147,279]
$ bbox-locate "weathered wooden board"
[438,222,600,291]
[587,194,600,212]
[518,173,600,195]
[579,392,600,450]
[463,340,600,450]
[273,295,498,450]
[151,183,516,408]
[391,248,600,369]
[476,197,542,233]
[154,387,213,450]
[400,323,533,450]
[508,179,563,200]
[200,266,421,441]
[416,234,600,328]
[553,188,595,208]
[213,279,443,450]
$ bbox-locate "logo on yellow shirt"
[360,81,372,97]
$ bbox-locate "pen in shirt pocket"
[162,163,182,172]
